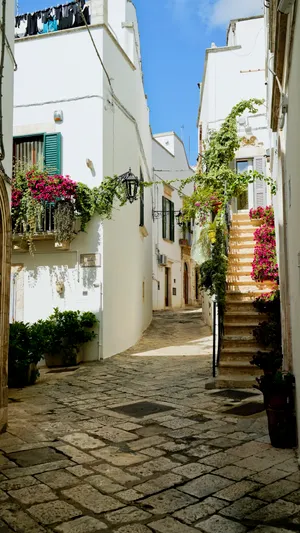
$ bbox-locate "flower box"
[44,347,83,368]
[179,239,189,246]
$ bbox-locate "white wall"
[12,1,152,360]
[2,0,14,179]
[199,17,269,172]
[276,5,300,446]
[152,133,194,310]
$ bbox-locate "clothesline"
[16,0,87,18]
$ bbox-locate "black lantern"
[176,210,184,227]
[119,168,139,204]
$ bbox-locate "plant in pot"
[8,322,42,388]
[42,308,98,367]
[255,372,297,449]
[251,290,297,448]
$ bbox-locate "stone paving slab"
[0,309,298,532]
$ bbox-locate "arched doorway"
[0,175,11,433]
[184,262,189,305]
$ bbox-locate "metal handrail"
[212,201,232,377]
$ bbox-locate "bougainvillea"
[249,206,265,220]
[249,205,274,226]
[250,206,279,283]
[194,193,223,225]
[12,168,128,253]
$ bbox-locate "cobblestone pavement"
[0,309,299,532]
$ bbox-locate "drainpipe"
[98,280,104,361]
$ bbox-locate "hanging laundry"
[15,15,27,38]
[14,1,90,38]
[37,13,43,34]
[27,12,38,36]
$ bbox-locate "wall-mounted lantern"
[119,168,139,204]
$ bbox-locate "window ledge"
[139,225,149,238]
[163,238,174,244]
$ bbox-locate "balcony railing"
[13,204,56,237]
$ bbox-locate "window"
[13,133,62,175]
[162,196,175,242]
[139,168,144,227]
[236,160,250,174]
[236,159,253,210]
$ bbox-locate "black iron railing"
[13,204,55,235]
[212,201,232,377]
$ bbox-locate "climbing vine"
[179,99,276,223]
[188,99,277,307]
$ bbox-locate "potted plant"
[41,308,98,367]
[251,289,297,448]
[8,322,42,388]
[179,238,189,246]
[249,206,264,226]
[256,372,297,449]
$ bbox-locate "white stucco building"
[265,0,300,446]
[198,15,271,212]
[152,133,199,310]
[12,0,153,360]
[197,15,271,328]
[0,0,14,431]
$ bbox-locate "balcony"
[12,204,77,252]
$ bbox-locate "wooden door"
[165,267,169,307]
[184,263,189,305]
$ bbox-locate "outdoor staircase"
[212,211,272,389]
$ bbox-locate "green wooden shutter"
[170,201,175,242]
[162,196,167,239]
[44,133,61,175]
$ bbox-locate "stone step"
[224,311,261,324]
[232,213,250,220]
[227,274,253,283]
[229,235,255,248]
[228,250,254,258]
[232,222,259,229]
[226,291,268,301]
[221,347,261,362]
[229,245,255,254]
[225,301,258,313]
[218,360,261,376]
[227,281,272,292]
[228,257,253,265]
[223,335,258,348]
[224,323,258,336]
[205,375,260,390]
[228,266,252,274]
[230,230,255,238]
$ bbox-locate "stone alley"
[0,309,299,533]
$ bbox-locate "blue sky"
[18,0,263,165]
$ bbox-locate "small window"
[139,168,144,227]
[236,160,249,174]
[13,133,62,175]
[162,196,175,242]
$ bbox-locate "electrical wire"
[229,27,264,58]
[0,23,17,71]
[0,0,10,183]
[0,0,6,161]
